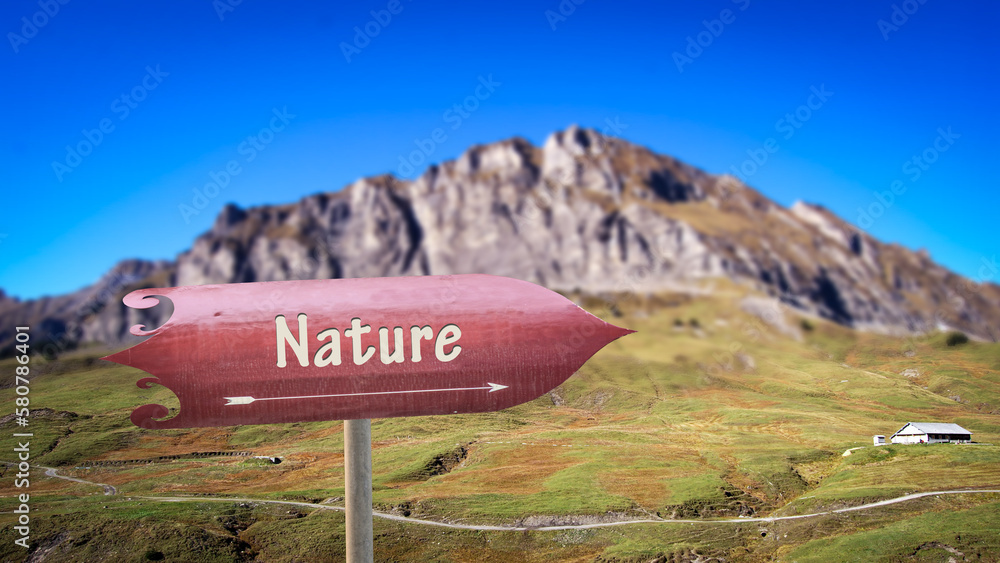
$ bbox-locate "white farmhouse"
[889,422,972,444]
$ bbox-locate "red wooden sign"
[103,274,632,429]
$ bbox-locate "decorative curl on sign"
[130,376,180,429]
[122,292,173,337]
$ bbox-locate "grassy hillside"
[2,285,998,561]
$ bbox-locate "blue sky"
[1,0,997,300]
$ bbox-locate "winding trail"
[3,462,116,495]
[41,465,117,495]
[31,465,999,531]
[143,490,1000,532]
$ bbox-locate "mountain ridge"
[4,125,998,357]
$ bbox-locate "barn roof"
[892,422,971,437]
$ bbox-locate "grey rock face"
[4,126,999,357]
[0,259,171,358]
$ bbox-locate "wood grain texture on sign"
[103,274,633,428]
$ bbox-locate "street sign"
[103,274,632,428]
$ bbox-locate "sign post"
[344,418,373,563]
[104,274,633,560]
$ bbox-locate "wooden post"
[344,418,373,563]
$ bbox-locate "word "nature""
[276,314,462,368]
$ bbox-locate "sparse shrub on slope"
[946,331,969,346]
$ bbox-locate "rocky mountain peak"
[4,126,998,356]
[213,203,249,233]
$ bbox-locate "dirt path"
[29,463,998,530]
[144,490,1000,531]
[3,461,116,495]
[41,465,117,495]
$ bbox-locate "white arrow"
[224,382,509,406]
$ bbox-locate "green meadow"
[2,287,998,561]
